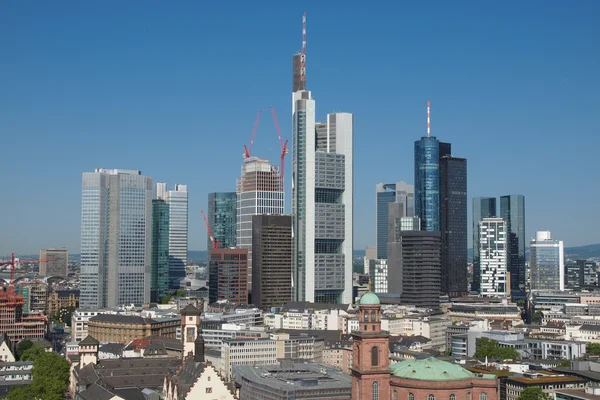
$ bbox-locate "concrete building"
[505,373,585,400]
[479,217,508,297]
[530,231,565,291]
[566,260,598,288]
[46,289,79,315]
[155,183,188,289]
[71,309,104,342]
[369,259,388,294]
[364,246,376,275]
[376,182,414,260]
[208,248,248,305]
[237,157,284,295]
[251,214,292,309]
[0,291,46,343]
[16,280,47,313]
[292,89,354,304]
[80,169,152,308]
[39,248,68,278]
[472,197,497,292]
[87,314,179,344]
[207,192,237,249]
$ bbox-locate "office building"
[530,231,564,291]
[440,155,468,297]
[207,192,237,249]
[151,199,169,302]
[566,260,598,288]
[479,218,508,297]
[237,157,284,294]
[387,216,421,297]
[209,248,248,305]
[87,314,179,344]
[375,182,414,259]
[156,183,188,289]
[39,248,68,278]
[500,195,526,293]
[364,246,376,275]
[251,215,292,309]
[369,259,388,294]
[472,197,497,292]
[80,169,152,308]
[292,89,354,304]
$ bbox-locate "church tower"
[351,292,391,400]
[180,304,202,357]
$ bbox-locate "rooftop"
[390,357,496,381]
[360,292,380,305]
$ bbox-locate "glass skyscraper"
[500,194,526,293]
[440,156,468,296]
[151,199,169,302]
[376,182,414,259]
[207,192,237,250]
[472,197,497,292]
[80,169,152,308]
[530,231,564,291]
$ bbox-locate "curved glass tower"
[414,136,441,231]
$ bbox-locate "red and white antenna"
[427,100,431,137]
[301,12,306,83]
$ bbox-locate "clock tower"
[180,303,202,357]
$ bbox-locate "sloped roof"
[391,357,496,381]
[79,335,100,346]
[180,303,201,316]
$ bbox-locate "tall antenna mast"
[301,12,306,84]
[427,100,431,137]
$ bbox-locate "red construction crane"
[270,106,288,188]
[243,110,262,158]
[202,210,220,249]
[0,253,49,296]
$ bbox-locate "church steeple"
[194,325,205,363]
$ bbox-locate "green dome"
[390,357,495,381]
[359,292,380,305]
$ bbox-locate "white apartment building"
[71,309,104,342]
[369,259,388,293]
[479,217,508,297]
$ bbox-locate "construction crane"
[243,110,262,158]
[201,210,220,249]
[0,253,49,296]
[270,106,288,188]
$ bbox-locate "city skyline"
[2,2,600,254]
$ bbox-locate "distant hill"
[565,244,600,260]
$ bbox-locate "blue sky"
[1,1,599,255]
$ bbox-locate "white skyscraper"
[530,231,564,291]
[80,169,152,308]
[292,90,354,303]
[156,183,188,288]
[236,157,284,293]
[479,217,508,297]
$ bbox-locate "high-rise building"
[236,157,284,294]
[479,218,508,297]
[207,192,237,250]
[208,248,248,305]
[39,248,68,278]
[530,231,564,291]
[292,89,354,303]
[80,169,152,308]
[439,156,468,297]
[566,260,598,288]
[375,182,414,259]
[364,246,376,275]
[369,259,388,294]
[500,195,526,293]
[251,215,292,309]
[151,199,169,302]
[156,183,188,289]
[472,197,497,292]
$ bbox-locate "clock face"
[186,327,195,342]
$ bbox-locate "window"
[371,346,379,366]
[409,394,414,400]
[372,381,379,400]
[450,395,456,400]
[429,395,436,400]
[467,393,471,400]
[371,311,376,322]
[356,382,360,400]
[480,393,487,400]
[364,311,369,322]
[393,390,398,400]
[206,388,213,393]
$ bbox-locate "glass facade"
[472,197,497,292]
[207,192,237,250]
[151,200,169,302]
[165,185,188,289]
[530,231,564,291]
[440,156,468,296]
[293,106,307,301]
[500,195,526,293]
[414,137,441,231]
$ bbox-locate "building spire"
[301,12,306,85]
[427,100,431,137]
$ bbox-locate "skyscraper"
[530,231,564,291]
[472,197,497,292]
[500,195,526,293]
[208,248,248,305]
[156,183,188,289]
[251,215,292,309]
[80,169,152,308]
[375,182,414,259]
[292,90,354,303]
[236,157,284,294]
[39,248,68,278]
[479,217,508,297]
[207,192,237,250]
[151,199,169,302]
[439,156,468,296]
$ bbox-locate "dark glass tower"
[440,156,468,296]
[151,200,170,302]
[500,195,526,293]
[472,197,497,292]
[376,184,397,259]
[414,137,447,231]
[207,192,237,249]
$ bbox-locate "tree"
[175,289,186,297]
[161,295,173,304]
[7,351,70,400]
[558,360,572,368]
[474,337,519,360]
[20,346,45,362]
[532,311,543,324]
[517,299,525,308]
[517,386,552,400]
[587,343,600,356]
[15,339,33,360]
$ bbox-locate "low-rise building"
[46,289,79,315]
[505,372,586,400]
[87,314,180,344]
[323,339,353,374]
[71,309,104,342]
